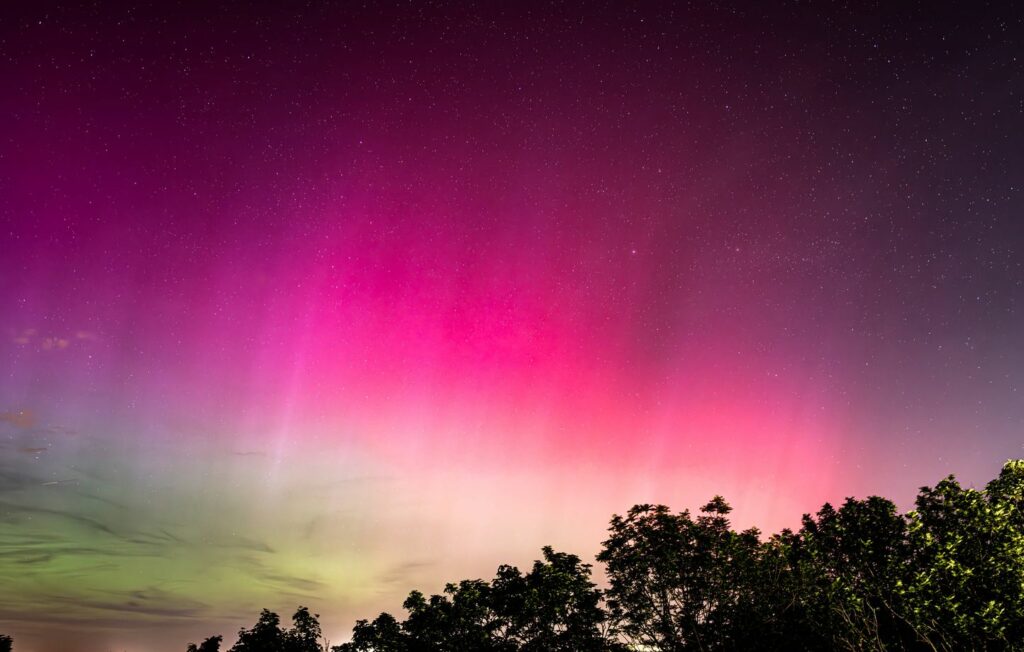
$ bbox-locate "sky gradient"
[1,2,1023,650]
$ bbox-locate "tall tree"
[792,497,918,651]
[287,607,326,652]
[597,498,765,651]
[230,609,285,652]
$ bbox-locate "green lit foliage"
[593,461,1024,651]
[902,460,1024,649]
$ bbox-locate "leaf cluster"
[597,461,1024,651]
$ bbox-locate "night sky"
[1,2,1023,650]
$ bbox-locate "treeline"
[3,461,1022,651]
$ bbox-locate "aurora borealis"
[1,2,1023,650]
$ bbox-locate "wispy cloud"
[0,500,121,537]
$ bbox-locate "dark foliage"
[333,546,622,652]
[196,460,1024,652]
[593,461,1024,652]
[228,607,327,652]
[187,635,223,652]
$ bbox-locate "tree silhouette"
[401,579,498,651]
[287,607,326,652]
[592,462,1024,651]
[229,606,327,652]
[230,609,284,652]
[597,497,766,651]
[187,635,223,652]
[789,496,919,650]
[334,547,622,651]
[204,459,1024,652]
[0,634,11,652]
[490,546,623,651]
[339,612,409,652]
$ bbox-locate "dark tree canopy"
[187,635,223,652]
[333,547,623,652]
[229,607,326,652]
[288,607,326,652]
[597,497,767,651]
[191,460,1024,652]
[230,609,283,652]
[593,461,1024,652]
